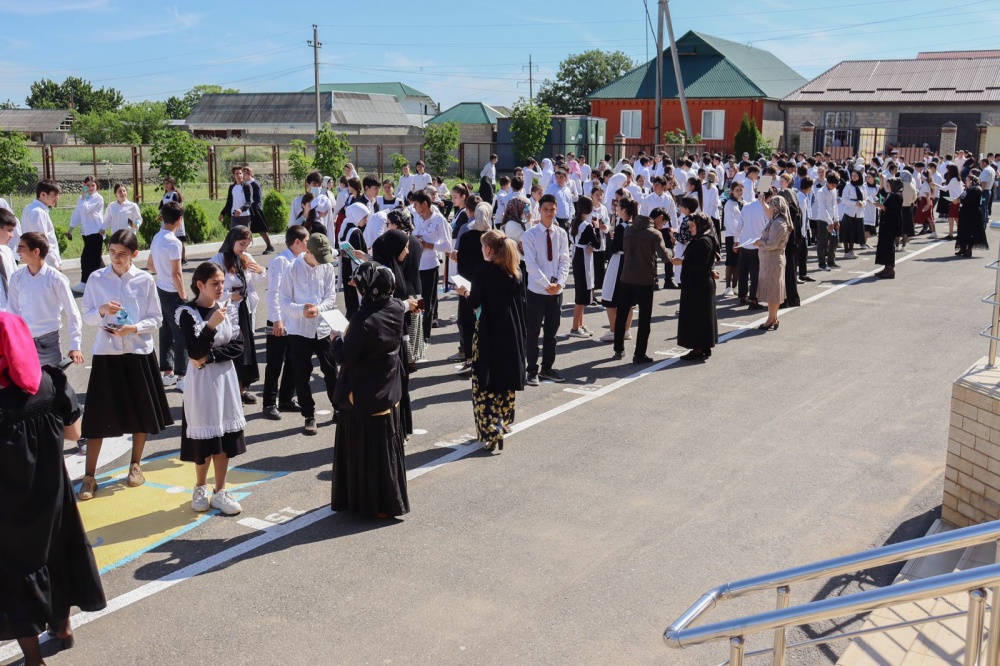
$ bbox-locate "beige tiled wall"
[943,375,1000,527]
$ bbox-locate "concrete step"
[837,520,997,666]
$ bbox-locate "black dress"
[676,235,719,351]
[957,187,989,254]
[340,224,369,317]
[331,298,409,517]
[0,369,106,640]
[457,228,487,358]
[876,193,902,268]
[468,262,527,394]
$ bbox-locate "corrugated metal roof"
[589,30,806,101]
[301,82,432,101]
[428,102,505,125]
[186,92,412,127]
[0,109,73,132]
[918,50,1000,59]
[330,92,411,126]
[783,58,1000,103]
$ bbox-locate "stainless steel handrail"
[665,520,1000,665]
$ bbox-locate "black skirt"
[572,247,592,306]
[180,419,246,465]
[81,353,174,439]
[901,206,916,237]
[331,405,409,517]
[235,300,260,387]
[724,237,738,267]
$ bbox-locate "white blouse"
[209,252,266,315]
[81,264,161,355]
[104,200,143,234]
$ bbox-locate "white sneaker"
[210,489,242,516]
[191,485,210,512]
[722,287,735,297]
[929,232,939,239]
[579,325,594,337]
[624,330,633,340]
[176,377,185,392]
[568,328,590,339]
[844,251,856,259]
[162,373,177,387]
[599,331,615,343]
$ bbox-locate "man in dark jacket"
[242,166,275,254]
[613,212,674,363]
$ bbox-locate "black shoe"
[278,400,301,413]
[679,349,706,361]
[632,355,655,364]
[525,373,540,387]
[611,351,625,361]
[748,302,767,311]
[456,361,473,376]
[262,247,275,255]
[241,391,258,405]
[944,235,955,241]
[802,276,816,282]
[303,417,317,435]
[263,405,281,420]
[431,319,440,328]
[664,281,681,290]
[829,262,840,268]
[653,283,660,291]
[538,368,566,383]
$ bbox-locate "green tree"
[312,124,352,179]
[0,99,19,110]
[26,76,123,114]
[388,152,408,178]
[286,139,312,183]
[165,84,240,119]
[509,99,551,162]
[149,130,206,187]
[0,130,33,196]
[118,101,168,143]
[422,121,460,176]
[536,50,636,115]
[733,113,762,159]
[70,109,123,144]
[263,190,290,234]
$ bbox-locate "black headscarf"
[218,225,250,296]
[371,230,410,300]
[353,261,396,304]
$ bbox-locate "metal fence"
[816,127,938,162]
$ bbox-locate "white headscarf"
[339,202,370,242]
[472,202,493,232]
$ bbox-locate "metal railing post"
[730,636,746,666]
[986,540,1000,666]
[989,242,1000,367]
[773,586,790,666]
[966,588,988,666]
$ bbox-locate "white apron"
[176,303,246,439]
[602,252,622,304]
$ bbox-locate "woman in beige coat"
[754,194,791,331]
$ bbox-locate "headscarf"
[371,230,409,300]
[472,202,493,232]
[345,202,369,227]
[353,261,396,304]
[502,195,530,228]
[0,313,42,394]
[218,225,250,292]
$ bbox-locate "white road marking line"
[0,237,948,661]
[412,429,428,435]
[237,517,273,531]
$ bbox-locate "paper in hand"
[755,176,773,194]
[320,309,350,334]
[339,242,363,265]
[738,237,760,249]
[449,274,471,292]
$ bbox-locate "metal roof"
[186,92,412,128]
[918,50,1000,60]
[301,82,432,101]
[428,102,506,125]
[783,57,1000,103]
[0,109,73,132]
[589,30,806,101]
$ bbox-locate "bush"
[182,201,210,244]
[53,221,69,256]
[263,189,289,234]
[138,203,161,249]
[734,113,762,159]
[389,152,408,178]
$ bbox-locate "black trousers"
[262,325,296,408]
[419,267,439,338]
[342,269,360,317]
[525,290,562,374]
[613,282,654,359]
[287,334,338,419]
[458,295,476,359]
[815,222,837,268]
[737,248,759,301]
[795,235,808,278]
[81,233,105,283]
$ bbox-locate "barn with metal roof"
[0,109,74,143]
[301,82,439,122]
[588,30,806,150]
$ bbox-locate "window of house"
[701,110,725,140]
[621,110,642,139]
[823,111,852,128]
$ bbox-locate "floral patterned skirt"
[470,330,515,445]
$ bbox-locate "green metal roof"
[589,30,807,100]
[428,102,505,125]
[300,82,432,101]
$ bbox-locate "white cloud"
[0,0,109,13]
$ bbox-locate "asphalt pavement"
[1,226,995,665]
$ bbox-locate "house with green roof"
[428,102,506,145]
[588,30,806,150]
[301,82,439,122]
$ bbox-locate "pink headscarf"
[0,312,42,395]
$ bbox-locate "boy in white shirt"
[397,163,415,200]
[148,201,188,388]
[9,231,83,367]
[412,160,433,192]
[0,209,18,312]
[67,175,106,293]
[0,197,20,253]
[480,153,498,186]
[20,180,62,270]
[262,225,309,421]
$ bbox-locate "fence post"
[799,121,816,156]
[272,145,280,192]
[940,122,958,158]
[131,146,139,203]
[207,145,216,200]
[50,145,57,182]
[614,132,627,163]
[458,143,465,177]
[978,123,991,158]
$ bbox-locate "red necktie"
[546,228,553,262]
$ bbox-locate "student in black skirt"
[76,230,173,501]
[177,262,247,516]
[599,193,635,343]
[590,185,610,297]
[569,195,599,338]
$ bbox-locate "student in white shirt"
[76,229,172,502]
[411,160,433,193]
[9,231,83,367]
[480,153,498,186]
[411,190,452,337]
[290,171,332,231]
[279,233,339,435]
[523,159,543,190]
[21,180,62,270]
[67,175,106,291]
[397,163,415,200]
[377,178,402,212]
[734,191,770,307]
[261,225,308,421]
[493,175,514,226]
[0,197,19,254]
[148,201,188,387]
[522,194,571,385]
[0,210,18,311]
[813,172,841,270]
[104,182,143,235]
[159,177,186,265]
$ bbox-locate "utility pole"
[522,55,537,103]
[655,0,664,146]
[664,0,692,138]
[308,24,322,133]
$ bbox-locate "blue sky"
[1,0,998,113]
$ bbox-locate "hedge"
[263,190,289,235]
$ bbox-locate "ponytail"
[481,229,520,280]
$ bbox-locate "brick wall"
[943,362,1000,527]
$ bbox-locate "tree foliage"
[422,121,460,176]
[72,101,168,144]
[312,124,352,179]
[733,113,763,159]
[509,99,552,162]
[286,139,312,183]
[663,128,702,145]
[165,85,240,119]
[536,50,636,115]
[26,76,123,114]
[0,130,33,196]
[149,129,206,186]
[389,152,408,178]
[263,190,290,234]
